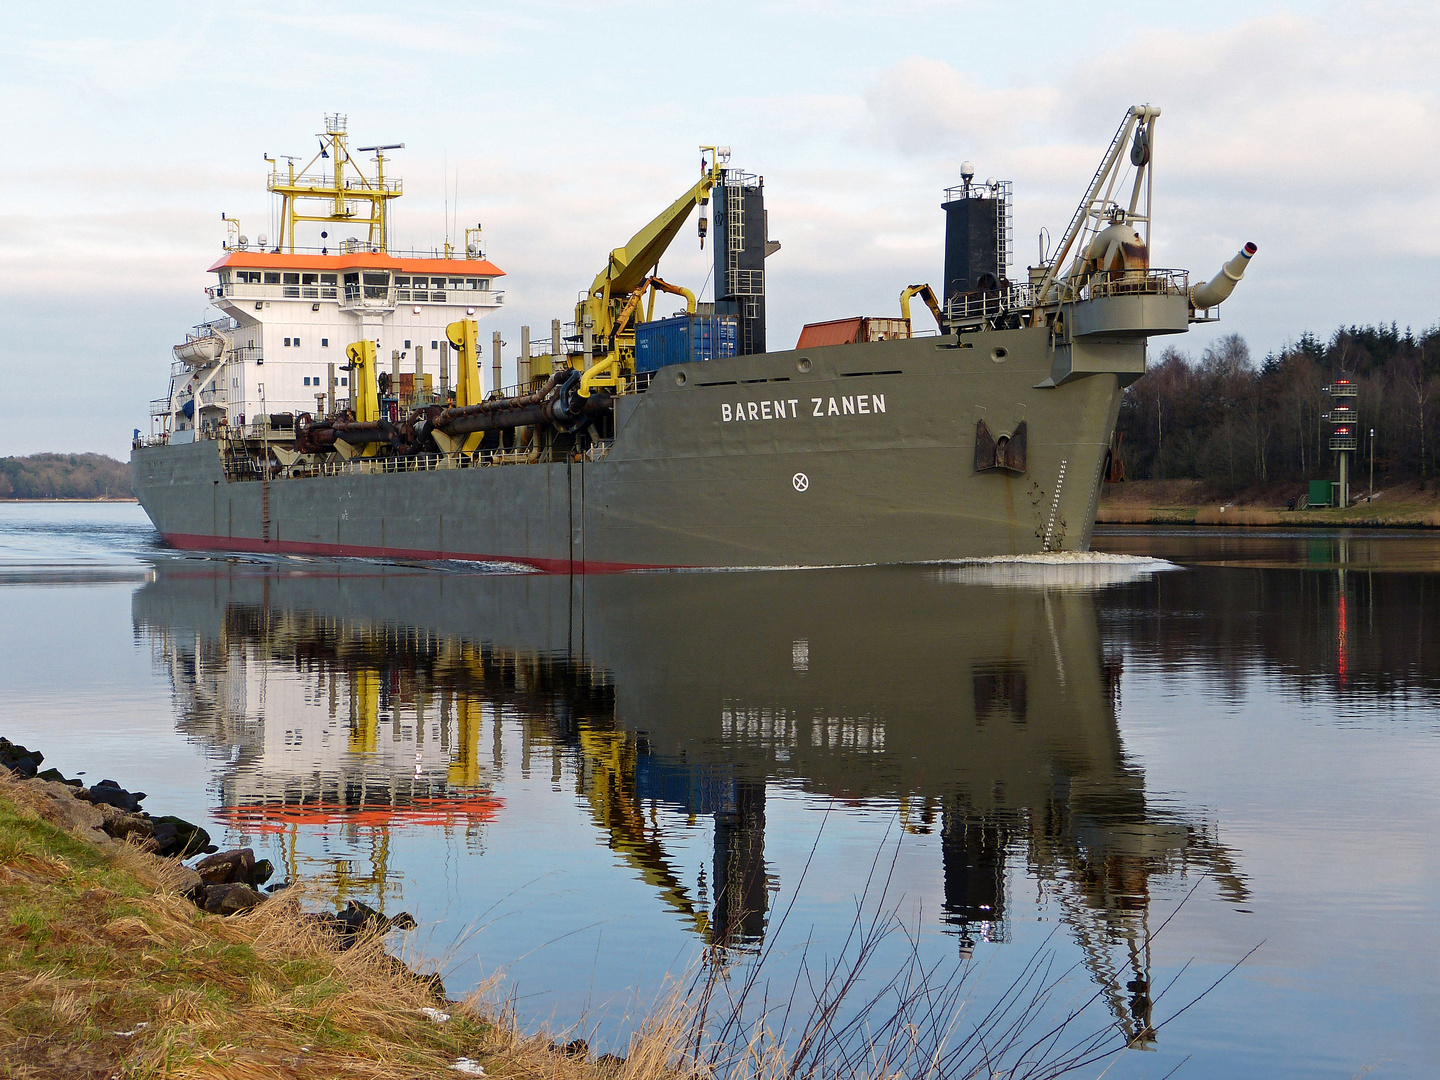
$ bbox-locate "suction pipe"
[1191,242,1257,309]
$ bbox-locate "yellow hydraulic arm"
[446,319,483,407]
[344,340,380,423]
[437,319,484,453]
[611,276,697,344]
[900,283,944,330]
[339,340,384,457]
[576,148,727,397]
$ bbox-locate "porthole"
[797,356,812,373]
[990,347,1008,363]
[675,370,687,386]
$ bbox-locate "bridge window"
[283,272,300,285]
[301,273,319,285]
[320,273,337,285]
[263,272,281,284]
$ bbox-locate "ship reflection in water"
[134,559,1247,1047]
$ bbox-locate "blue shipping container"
[634,314,738,373]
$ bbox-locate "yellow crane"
[432,319,485,454]
[899,283,944,330]
[575,146,729,398]
[337,340,383,458]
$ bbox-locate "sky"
[2,0,1437,458]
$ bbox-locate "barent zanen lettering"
[721,395,886,423]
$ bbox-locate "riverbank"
[0,755,631,1080]
[0,497,138,503]
[1098,479,1440,528]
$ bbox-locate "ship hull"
[131,330,1130,571]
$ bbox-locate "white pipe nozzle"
[1191,242,1257,309]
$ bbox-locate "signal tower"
[1325,377,1358,507]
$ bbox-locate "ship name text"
[721,394,886,424]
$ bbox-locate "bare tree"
[1394,352,1437,479]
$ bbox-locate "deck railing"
[1084,268,1189,299]
[208,281,504,307]
[275,444,579,481]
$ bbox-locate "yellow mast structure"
[266,114,403,254]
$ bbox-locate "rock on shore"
[1,736,431,987]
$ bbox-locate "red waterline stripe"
[161,532,679,575]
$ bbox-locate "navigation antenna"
[266,114,406,254]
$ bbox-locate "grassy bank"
[1097,479,1440,528]
[0,771,614,1080]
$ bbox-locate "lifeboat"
[173,333,226,367]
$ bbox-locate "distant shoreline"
[0,497,138,504]
[1098,480,1440,529]
[1096,510,1440,529]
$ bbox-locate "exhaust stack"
[1191,242,1257,309]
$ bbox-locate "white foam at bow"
[934,552,1179,589]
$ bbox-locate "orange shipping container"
[796,317,910,349]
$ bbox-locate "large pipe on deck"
[424,371,609,437]
[1191,242,1257,309]
[433,373,560,425]
[430,389,611,437]
[296,367,609,457]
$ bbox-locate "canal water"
[2,502,1437,1078]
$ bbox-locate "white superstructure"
[147,114,505,443]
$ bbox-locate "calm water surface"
[2,503,1437,1078]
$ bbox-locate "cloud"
[866,57,1063,156]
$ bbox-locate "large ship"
[132,108,1254,571]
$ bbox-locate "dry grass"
[1094,505,1198,525]
[0,772,534,1080]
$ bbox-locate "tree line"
[1115,323,1440,494]
[0,453,132,499]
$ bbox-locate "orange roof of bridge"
[208,251,504,277]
